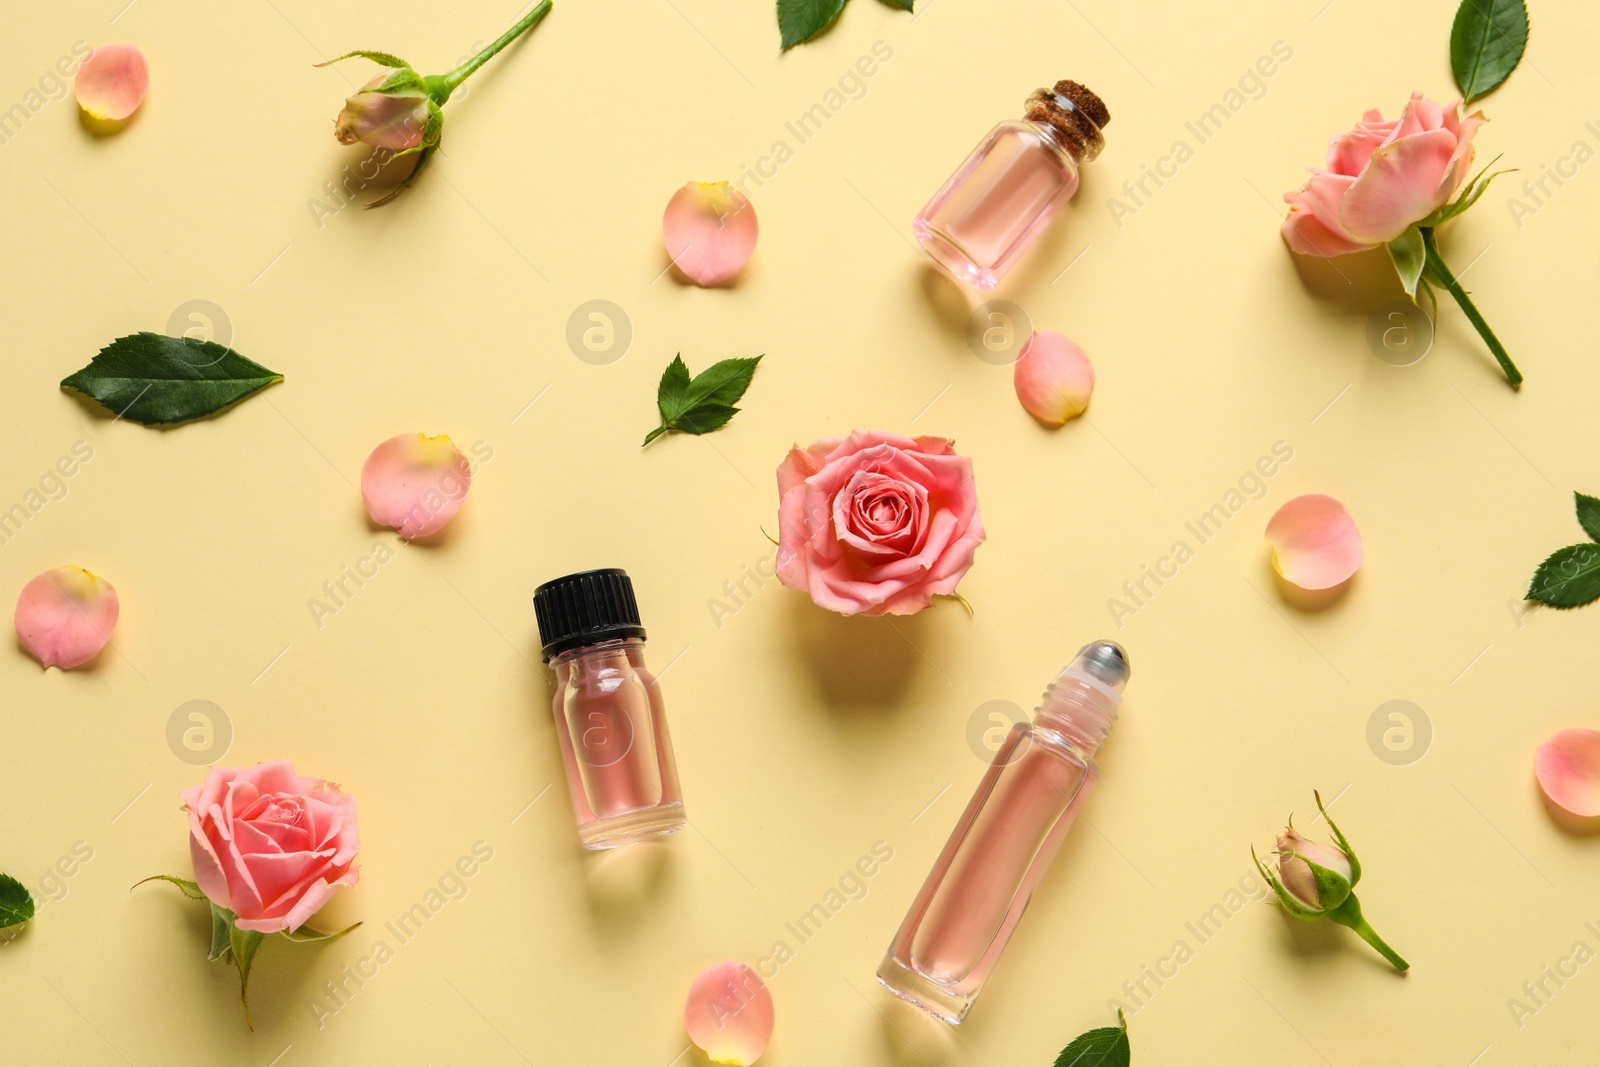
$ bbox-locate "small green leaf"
[1386,226,1426,299]
[62,333,284,426]
[226,908,266,1030]
[316,50,414,70]
[657,354,693,423]
[673,403,740,434]
[1527,542,1600,608]
[644,354,761,445]
[281,920,362,944]
[0,874,35,930]
[779,0,849,47]
[1450,0,1529,103]
[1054,1011,1130,1067]
[684,356,762,409]
[1575,492,1600,543]
[878,0,914,9]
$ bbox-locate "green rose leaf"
[878,0,914,9]
[778,0,849,47]
[1450,0,1529,103]
[0,873,36,930]
[1575,491,1600,543]
[1527,542,1600,608]
[1054,1012,1130,1067]
[644,354,761,445]
[62,333,284,426]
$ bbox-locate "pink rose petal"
[1014,330,1094,425]
[663,182,757,286]
[361,433,472,540]
[1266,494,1363,590]
[15,566,119,669]
[684,961,774,1065]
[75,45,149,122]
[1536,729,1600,817]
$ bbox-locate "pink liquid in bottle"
[877,641,1129,1023]
[914,81,1109,289]
[536,569,685,850]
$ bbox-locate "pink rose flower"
[776,431,984,616]
[1282,92,1482,256]
[182,761,359,933]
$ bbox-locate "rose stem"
[1329,894,1410,972]
[1421,227,1522,390]
[436,0,553,99]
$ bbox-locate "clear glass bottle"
[534,568,686,849]
[876,641,1130,1023]
[914,80,1109,290]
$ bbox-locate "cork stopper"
[1024,79,1109,161]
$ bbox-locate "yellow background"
[3,0,1599,1063]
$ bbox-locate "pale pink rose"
[1282,92,1483,255]
[181,761,360,933]
[776,431,984,617]
[334,75,428,151]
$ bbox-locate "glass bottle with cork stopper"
[914,80,1110,289]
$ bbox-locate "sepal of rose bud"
[361,433,472,540]
[15,565,120,669]
[1014,330,1094,425]
[335,73,430,151]
[684,960,774,1065]
[663,182,758,287]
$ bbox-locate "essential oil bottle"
[534,568,686,849]
[914,80,1110,289]
[876,641,1130,1023]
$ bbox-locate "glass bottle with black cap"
[534,568,686,849]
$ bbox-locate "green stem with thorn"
[1421,226,1522,390]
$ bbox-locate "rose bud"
[1252,791,1408,971]
[334,75,430,151]
[319,1,553,206]
[1013,330,1094,425]
[14,565,119,669]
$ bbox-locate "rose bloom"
[1282,92,1482,256]
[182,761,360,933]
[776,431,984,616]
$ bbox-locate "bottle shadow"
[873,997,962,1066]
[580,841,676,932]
